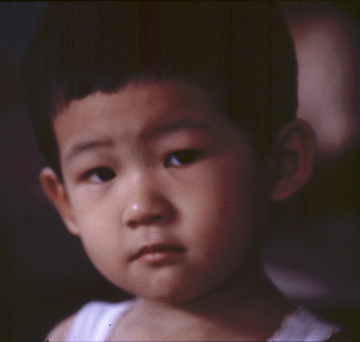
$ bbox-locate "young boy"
[22,2,345,341]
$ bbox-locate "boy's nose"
[122,175,175,229]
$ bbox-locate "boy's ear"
[271,119,315,201]
[40,167,79,236]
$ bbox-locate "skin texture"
[42,80,314,341]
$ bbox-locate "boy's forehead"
[109,80,217,116]
[53,79,225,135]
[52,79,237,159]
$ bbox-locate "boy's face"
[49,80,268,303]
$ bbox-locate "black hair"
[22,1,297,178]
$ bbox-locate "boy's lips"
[130,243,186,262]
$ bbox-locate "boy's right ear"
[40,167,80,236]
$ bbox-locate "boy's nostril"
[128,214,163,228]
[150,215,163,223]
[128,220,137,229]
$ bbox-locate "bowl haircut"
[22,1,297,179]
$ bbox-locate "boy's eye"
[83,167,116,183]
[165,150,204,167]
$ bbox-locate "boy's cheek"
[66,193,105,230]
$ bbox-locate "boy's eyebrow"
[148,118,212,139]
[65,140,114,161]
[65,119,212,161]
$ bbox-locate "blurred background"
[1,2,359,341]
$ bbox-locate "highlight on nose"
[124,199,173,229]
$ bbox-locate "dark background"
[1,2,359,341]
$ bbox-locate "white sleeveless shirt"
[65,301,340,341]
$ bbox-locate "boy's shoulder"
[45,314,75,342]
[45,300,132,342]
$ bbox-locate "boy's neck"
[130,265,294,341]
[139,269,290,314]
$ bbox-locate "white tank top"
[65,301,340,341]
